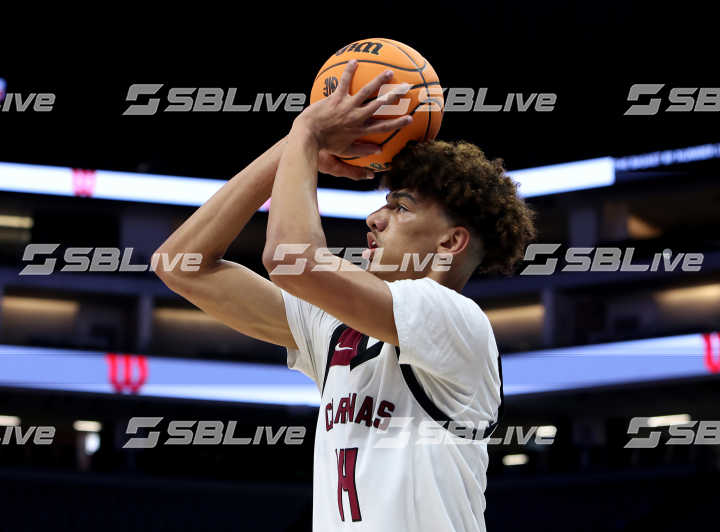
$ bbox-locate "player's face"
[364,189,453,281]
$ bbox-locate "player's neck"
[426,269,469,294]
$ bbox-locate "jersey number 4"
[335,447,362,522]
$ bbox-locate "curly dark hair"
[379,139,537,275]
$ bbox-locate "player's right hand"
[293,60,413,157]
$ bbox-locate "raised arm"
[154,136,299,348]
[154,134,375,349]
[263,62,412,346]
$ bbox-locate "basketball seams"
[317,65,429,162]
[314,59,427,82]
[375,38,433,141]
[375,38,428,72]
[336,98,441,162]
[409,81,441,91]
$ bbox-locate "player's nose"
[366,207,388,232]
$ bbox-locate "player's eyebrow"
[385,191,417,204]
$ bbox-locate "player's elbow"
[263,241,318,288]
[152,243,204,289]
[152,248,187,296]
[261,243,278,275]
[152,244,176,284]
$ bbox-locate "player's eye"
[384,200,408,212]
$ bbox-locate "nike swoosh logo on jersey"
[335,344,353,351]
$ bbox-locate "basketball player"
[155,60,536,531]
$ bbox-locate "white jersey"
[282,276,503,532]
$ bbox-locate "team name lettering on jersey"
[325,393,395,432]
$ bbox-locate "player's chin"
[364,266,385,280]
[364,261,388,279]
[375,271,396,283]
[365,263,402,282]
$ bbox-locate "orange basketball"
[310,38,444,172]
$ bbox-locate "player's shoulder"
[280,286,342,328]
[386,276,490,326]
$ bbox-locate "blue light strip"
[0,331,716,405]
[1,142,717,218]
[0,156,616,219]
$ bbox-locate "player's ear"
[438,226,471,256]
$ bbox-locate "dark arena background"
[1,3,720,531]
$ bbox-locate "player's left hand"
[318,150,375,180]
[293,60,414,157]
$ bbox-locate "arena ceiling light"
[646,414,691,427]
[84,432,101,455]
[502,454,529,466]
[0,215,33,229]
[73,420,102,432]
[0,415,21,426]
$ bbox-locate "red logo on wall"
[702,332,720,374]
[72,168,97,197]
[106,354,148,393]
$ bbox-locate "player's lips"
[366,232,379,250]
[363,232,379,261]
